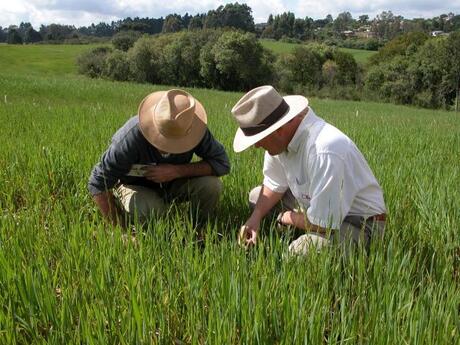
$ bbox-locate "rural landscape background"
[1,3,460,344]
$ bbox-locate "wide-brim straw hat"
[231,85,308,152]
[138,89,207,154]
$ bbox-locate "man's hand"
[143,164,181,183]
[238,217,260,248]
[92,191,125,228]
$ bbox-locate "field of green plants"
[260,39,376,64]
[0,44,459,344]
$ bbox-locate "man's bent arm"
[175,161,214,178]
[238,185,284,246]
[247,185,284,228]
[280,211,329,234]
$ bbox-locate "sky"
[1,0,459,29]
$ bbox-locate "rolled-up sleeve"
[262,152,289,193]
[194,130,230,177]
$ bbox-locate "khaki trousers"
[115,176,222,224]
[249,185,386,255]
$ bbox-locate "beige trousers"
[115,176,222,224]
[249,185,386,255]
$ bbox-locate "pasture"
[260,39,376,64]
[0,44,459,344]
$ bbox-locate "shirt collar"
[287,107,320,153]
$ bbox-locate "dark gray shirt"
[88,116,230,196]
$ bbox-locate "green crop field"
[260,39,376,64]
[0,44,459,344]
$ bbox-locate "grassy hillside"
[0,44,99,76]
[260,39,376,64]
[0,45,459,344]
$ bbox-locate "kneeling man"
[230,86,386,255]
[89,89,230,227]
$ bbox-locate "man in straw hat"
[231,85,386,255]
[88,89,230,228]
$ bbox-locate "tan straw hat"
[231,85,308,152]
[138,89,207,154]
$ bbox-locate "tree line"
[76,28,460,110]
[1,4,459,47]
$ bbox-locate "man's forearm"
[92,191,123,227]
[175,161,214,178]
[251,185,284,222]
[280,211,328,234]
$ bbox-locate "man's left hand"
[143,164,181,183]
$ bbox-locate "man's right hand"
[93,191,125,228]
[238,217,260,248]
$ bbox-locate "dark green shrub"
[76,46,112,78]
[332,50,358,85]
[103,50,131,81]
[200,31,275,90]
[127,35,169,83]
[365,56,416,105]
[112,30,141,51]
[274,46,323,92]
[7,29,23,44]
[369,31,429,65]
[160,30,222,87]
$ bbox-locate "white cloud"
[246,0,287,23]
[0,0,459,28]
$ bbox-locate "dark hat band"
[241,100,290,136]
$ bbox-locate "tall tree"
[204,3,254,31]
[333,12,354,33]
[0,27,7,42]
[188,15,204,30]
[7,28,23,44]
[24,27,42,43]
[372,11,403,40]
[162,14,184,33]
[358,15,369,25]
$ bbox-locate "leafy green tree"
[0,27,6,42]
[188,15,204,30]
[293,19,306,39]
[118,17,164,34]
[93,22,115,37]
[369,31,429,65]
[39,24,76,41]
[333,12,354,33]
[77,47,112,78]
[112,30,141,51]
[332,50,358,85]
[322,59,338,86]
[160,30,221,87]
[365,56,416,104]
[371,11,403,40]
[127,35,170,83]
[410,39,448,108]
[272,12,295,39]
[200,31,274,90]
[443,32,460,105]
[24,27,42,43]
[204,3,254,32]
[358,15,369,25]
[275,46,324,92]
[18,22,32,38]
[103,50,131,81]
[162,14,184,33]
[7,28,22,44]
